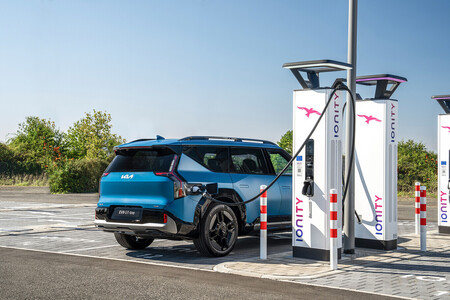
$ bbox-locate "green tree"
[398,139,437,193]
[277,130,293,155]
[66,110,125,160]
[7,116,65,168]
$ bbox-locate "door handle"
[239,184,249,188]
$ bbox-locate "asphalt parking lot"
[0,186,294,270]
[0,186,448,299]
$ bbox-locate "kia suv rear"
[95,136,292,257]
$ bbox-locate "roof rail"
[180,136,277,145]
[129,138,155,143]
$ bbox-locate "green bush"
[0,143,43,177]
[398,140,437,193]
[49,158,109,193]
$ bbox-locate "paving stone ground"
[0,188,449,299]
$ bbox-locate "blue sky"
[0,0,449,151]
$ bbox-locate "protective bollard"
[415,182,421,235]
[260,185,267,260]
[330,189,338,270]
[420,186,427,251]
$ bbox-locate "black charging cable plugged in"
[199,83,357,220]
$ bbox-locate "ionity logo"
[442,126,450,133]
[358,114,381,124]
[298,107,321,118]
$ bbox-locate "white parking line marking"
[28,211,56,215]
[60,245,120,253]
[33,236,98,243]
[0,216,92,221]
[37,219,73,223]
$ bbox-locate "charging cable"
[200,83,356,209]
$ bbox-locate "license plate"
[111,207,143,221]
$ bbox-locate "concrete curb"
[213,261,341,280]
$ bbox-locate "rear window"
[106,148,176,173]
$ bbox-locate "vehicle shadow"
[125,233,292,267]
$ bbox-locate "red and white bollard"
[260,185,267,260]
[420,186,427,251]
[330,189,338,270]
[415,182,420,235]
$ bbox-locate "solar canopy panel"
[432,95,450,114]
[283,60,352,89]
[356,74,407,99]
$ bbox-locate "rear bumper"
[94,215,178,235]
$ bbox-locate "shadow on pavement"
[125,234,292,266]
[397,236,412,244]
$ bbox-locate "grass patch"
[398,190,437,201]
[0,174,48,187]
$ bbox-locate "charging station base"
[355,238,397,250]
[439,226,450,234]
[293,246,342,261]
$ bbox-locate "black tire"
[193,203,238,257]
[114,233,154,250]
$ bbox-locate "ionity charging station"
[433,95,450,234]
[283,60,352,260]
[354,75,407,250]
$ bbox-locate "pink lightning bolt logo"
[442,126,450,133]
[298,107,321,118]
[358,115,382,124]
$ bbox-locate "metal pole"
[330,189,338,270]
[415,182,421,235]
[260,185,267,259]
[344,0,357,254]
[420,186,427,251]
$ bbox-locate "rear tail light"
[154,155,186,199]
[155,172,186,199]
[100,173,109,195]
[163,214,168,224]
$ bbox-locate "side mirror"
[205,183,218,195]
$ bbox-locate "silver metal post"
[420,186,427,251]
[260,185,267,259]
[344,0,357,254]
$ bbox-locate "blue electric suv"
[95,136,292,257]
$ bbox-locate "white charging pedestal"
[283,60,351,260]
[353,75,407,250]
[433,95,450,234]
